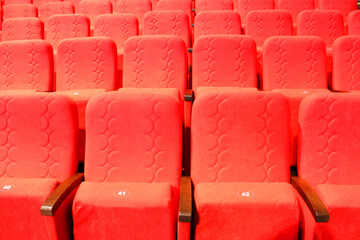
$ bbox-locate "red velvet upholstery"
[73,89,183,240]
[297,10,345,49]
[195,0,233,13]
[3,4,38,20]
[263,36,329,166]
[318,0,357,23]
[2,17,44,41]
[0,92,78,240]
[191,88,299,239]
[39,2,74,26]
[56,37,117,129]
[123,36,187,100]
[348,10,360,35]
[156,0,193,25]
[116,0,152,29]
[332,36,360,91]
[245,10,293,47]
[77,0,113,30]
[238,0,274,28]
[143,10,191,48]
[192,35,257,90]
[0,40,53,92]
[193,10,241,41]
[298,93,360,239]
[46,14,90,49]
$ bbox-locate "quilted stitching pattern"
[194,11,241,40]
[85,90,182,193]
[3,4,37,19]
[245,10,293,46]
[2,18,43,41]
[123,36,187,97]
[319,0,357,21]
[56,37,117,91]
[298,93,360,186]
[193,35,257,89]
[156,0,192,22]
[333,36,360,90]
[0,93,77,182]
[78,0,112,26]
[0,40,53,91]
[348,11,360,35]
[263,36,328,90]
[297,10,344,47]
[277,0,315,22]
[116,0,151,26]
[143,11,190,48]
[195,0,233,12]
[191,89,290,185]
[238,0,274,24]
[39,2,74,24]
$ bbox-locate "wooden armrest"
[291,176,329,222]
[179,176,192,223]
[41,173,84,216]
[184,89,194,102]
[188,48,193,53]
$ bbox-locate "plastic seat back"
[3,4,38,20]
[263,36,327,90]
[2,17,44,41]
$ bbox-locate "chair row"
[0,88,359,239]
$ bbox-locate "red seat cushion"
[73,181,176,239]
[194,182,299,240]
[0,177,58,239]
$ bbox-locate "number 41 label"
[237,191,254,198]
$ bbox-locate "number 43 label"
[237,191,254,198]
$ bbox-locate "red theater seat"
[191,88,299,240]
[156,0,193,24]
[2,17,44,41]
[276,0,315,32]
[56,37,117,130]
[348,10,360,35]
[193,10,241,41]
[263,36,330,166]
[116,0,152,32]
[3,4,38,20]
[318,0,357,23]
[143,10,191,48]
[94,13,138,86]
[296,93,360,239]
[46,14,90,50]
[332,36,360,91]
[192,35,257,90]
[73,88,188,240]
[32,0,62,7]
[0,92,80,240]
[238,0,274,29]
[0,40,53,92]
[39,2,75,26]
[3,0,31,5]
[195,0,233,13]
[77,0,113,33]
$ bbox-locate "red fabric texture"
[192,35,257,90]
[194,182,299,240]
[74,181,176,240]
[298,93,360,239]
[318,0,357,23]
[332,36,360,91]
[195,0,233,12]
[193,11,241,41]
[276,0,315,26]
[263,36,327,90]
[32,0,61,7]
[143,10,191,48]
[238,0,274,28]
[77,0,113,29]
[0,178,58,240]
[0,40,54,91]
[348,10,360,35]
[38,2,74,26]
[123,36,187,100]
[2,17,44,41]
[178,221,190,240]
[3,4,37,20]
[156,0,193,25]
[116,0,152,27]
[191,88,291,185]
[297,10,345,48]
[74,89,182,239]
[46,14,90,49]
